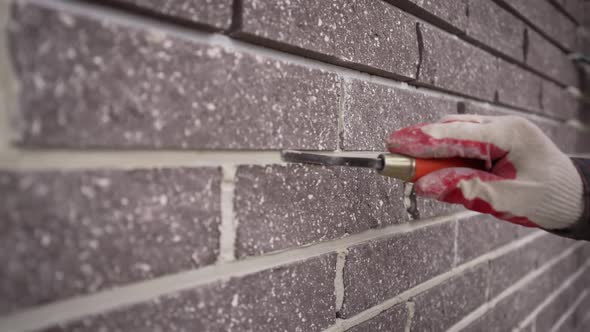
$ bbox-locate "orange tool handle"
[412,157,487,182]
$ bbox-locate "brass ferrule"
[377,153,416,181]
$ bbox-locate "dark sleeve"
[547,158,590,241]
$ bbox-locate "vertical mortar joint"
[523,28,529,62]
[216,165,237,263]
[405,301,415,332]
[457,101,467,114]
[336,78,348,152]
[538,81,544,110]
[334,249,348,318]
[415,22,424,81]
[404,182,420,220]
[228,0,243,34]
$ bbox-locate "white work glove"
[387,115,584,230]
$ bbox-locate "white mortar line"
[216,165,236,263]
[447,243,588,332]
[549,290,589,332]
[404,301,415,332]
[334,249,348,314]
[0,210,474,332]
[322,230,545,332]
[515,259,590,330]
[21,0,568,126]
[0,150,285,170]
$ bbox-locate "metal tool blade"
[281,150,384,170]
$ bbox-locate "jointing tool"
[281,151,486,182]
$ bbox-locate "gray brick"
[239,0,419,80]
[9,3,339,149]
[496,59,542,112]
[502,0,577,50]
[467,0,525,61]
[53,254,337,332]
[411,264,488,331]
[576,131,590,153]
[527,29,578,86]
[456,214,520,265]
[536,267,587,331]
[345,304,407,332]
[340,222,455,317]
[103,0,232,30]
[488,234,572,298]
[484,260,564,332]
[0,168,221,314]
[420,24,498,101]
[576,28,590,55]
[235,165,405,257]
[541,80,579,120]
[462,314,491,332]
[573,283,590,331]
[561,0,585,25]
[552,123,579,153]
[386,0,468,32]
[415,197,465,220]
[342,79,458,151]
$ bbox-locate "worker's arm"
[550,158,590,240]
[387,114,589,240]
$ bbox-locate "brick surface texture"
[239,0,419,80]
[0,168,222,314]
[2,0,589,331]
[53,255,337,332]
[104,0,233,30]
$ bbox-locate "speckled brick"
[467,0,525,61]
[456,214,520,265]
[345,304,407,332]
[527,29,578,86]
[573,280,590,331]
[411,265,488,331]
[536,269,588,331]
[340,222,455,317]
[496,59,542,112]
[488,234,573,298]
[342,79,458,151]
[414,197,465,220]
[482,260,567,332]
[577,28,590,55]
[502,0,577,50]
[234,164,405,257]
[239,0,419,80]
[541,80,579,120]
[0,168,221,314]
[385,0,468,32]
[419,24,498,101]
[103,0,232,30]
[576,130,590,153]
[561,0,585,24]
[9,3,339,149]
[52,254,337,332]
[553,123,579,153]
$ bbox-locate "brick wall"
[0,0,589,331]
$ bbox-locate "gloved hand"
[387,114,584,230]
